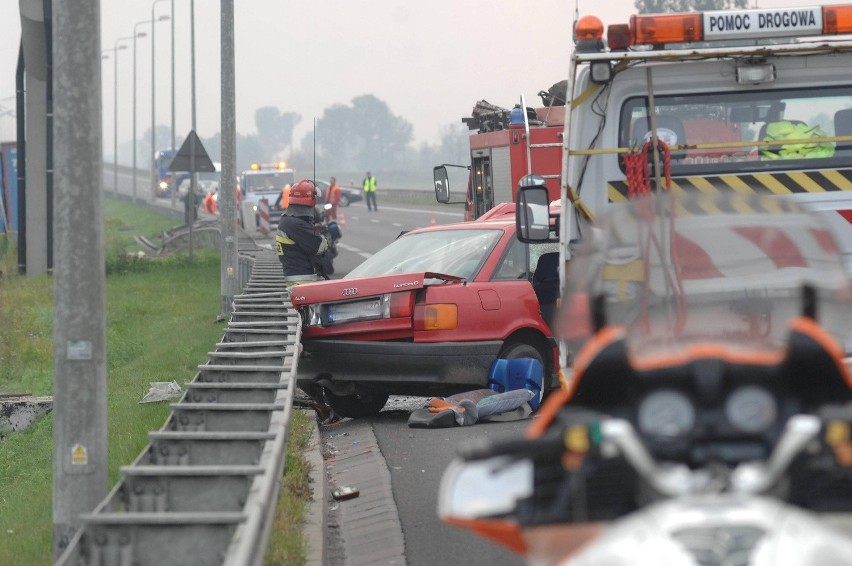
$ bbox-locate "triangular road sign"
[169,130,216,172]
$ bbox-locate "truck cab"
[520,4,852,371]
[239,161,295,227]
[563,8,852,252]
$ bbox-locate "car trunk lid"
[290,272,461,307]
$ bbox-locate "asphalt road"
[105,165,526,563]
[317,204,528,565]
[371,404,527,566]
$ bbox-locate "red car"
[289,203,560,417]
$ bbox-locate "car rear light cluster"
[414,304,458,331]
[385,291,414,318]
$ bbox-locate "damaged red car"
[289,203,560,418]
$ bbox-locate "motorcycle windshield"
[558,193,852,360]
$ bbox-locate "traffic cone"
[340,212,347,227]
[430,215,437,227]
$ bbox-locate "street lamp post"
[111,37,133,198]
[132,22,150,204]
[151,1,170,202]
[170,0,177,209]
[100,48,123,195]
[132,16,168,205]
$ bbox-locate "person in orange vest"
[274,184,291,211]
[203,189,218,215]
[325,176,341,220]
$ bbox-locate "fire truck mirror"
[433,166,451,203]
[516,185,551,243]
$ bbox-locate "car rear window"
[346,229,502,281]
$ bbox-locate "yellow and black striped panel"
[608,191,807,218]
[608,168,852,203]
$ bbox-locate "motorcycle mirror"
[438,456,533,521]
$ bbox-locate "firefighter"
[326,176,341,220]
[275,179,328,285]
[363,171,378,211]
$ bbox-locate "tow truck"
[513,3,852,374]
[434,98,565,221]
[239,161,295,228]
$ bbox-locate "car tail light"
[384,291,414,318]
[415,304,458,331]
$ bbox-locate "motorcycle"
[438,192,852,565]
[313,202,341,278]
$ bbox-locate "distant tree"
[254,107,300,157]
[435,123,469,165]
[305,94,413,171]
[635,0,748,12]
[350,95,413,169]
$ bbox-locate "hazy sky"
[1,0,850,149]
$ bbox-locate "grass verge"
[0,197,311,564]
[264,409,315,566]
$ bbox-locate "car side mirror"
[439,456,533,521]
[516,178,556,243]
[434,164,469,205]
[434,166,451,203]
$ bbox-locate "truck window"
[244,171,295,192]
[618,86,852,176]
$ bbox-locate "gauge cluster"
[635,384,782,463]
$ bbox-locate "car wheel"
[324,389,389,418]
[497,340,552,392]
[499,341,545,365]
[339,195,350,207]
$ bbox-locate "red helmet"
[288,179,317,207]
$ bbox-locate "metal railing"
[55,249,300,566]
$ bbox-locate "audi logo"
[342,288,358,296]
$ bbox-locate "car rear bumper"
[297,339,503,392]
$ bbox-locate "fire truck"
[512,3,852,371]
[434,98,565,221]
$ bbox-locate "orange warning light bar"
[824,5,852,34]
[575,15,604,41]
[630,13,703,45]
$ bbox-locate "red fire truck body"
[439,104,565,221]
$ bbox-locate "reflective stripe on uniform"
[275,232,295,255]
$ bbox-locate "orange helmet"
[288,179,317,207]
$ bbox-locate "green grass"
[264,409,315,566]
[0,198,311,564]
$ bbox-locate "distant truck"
[433,99,563,221]
[152,147,188,198]
[240,161,296,227]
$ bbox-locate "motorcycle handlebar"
[461,411,836,497]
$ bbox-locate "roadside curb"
[305,413,327,566]
[322,418,407,566]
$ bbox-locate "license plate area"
[322,298,383,325]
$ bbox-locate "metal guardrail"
[55,249,301,566]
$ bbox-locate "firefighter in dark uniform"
[275,179,328,285]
